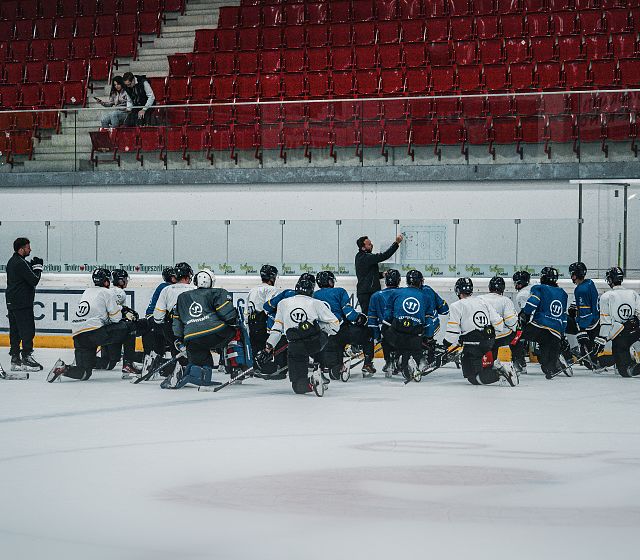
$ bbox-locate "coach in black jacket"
[355,234,403,315]
[5,237,44,371]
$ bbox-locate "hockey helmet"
[316,270,336,288]
[162,267,177,283]
[174,262,193,281]
[455,277,474,296]
[406,269,424,288]
[260,264,278,283]
[295,277,315,297]
[488,276,506,294]
[385,269,401,288]
[512,270,531,289]
[540,266,559,285]
[111,268,129,288]
[569,262,588,279]
[92,267,111,287]
[194,269,216,289]
[605,266,624,286]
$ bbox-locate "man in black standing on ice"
[5,237,44,375]
[354,233,403,373]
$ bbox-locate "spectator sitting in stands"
[95,76,133,128]
[123,71,156,126]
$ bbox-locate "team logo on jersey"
[290,308,308,323]
[402,297,420,314]
[550,300,564,318]
[472,311,489,328]
[618,303,633,321]
[76,301,90,317]
[189,302,203,318]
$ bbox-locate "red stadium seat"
[167,77,190,102]
[484,64,509,89]
[213,76,235,100]
[332,46,354,70]
[306,3,328,25]
[520,115,547,144]
[501,15,525,38]
[355,45,377,68]
[379,44,403,67]
[564,60,590,88]
[194,29,216,53]
[401,20,425,42]
[578,11,605,35]
[75,16,95,38]
[476,15,499,39]
[308,47,330,71]
[479,39,504,64]
[192,53,214,76]
[34,19,55,40]
[406,68,428,92]
[306,24,329,47]
[453,40,477,64]
[282,72,305,97]
[330,1,351,24]
[71,37,92,59]
[612,33,638,59]
[457,64,483,91]
[4,62,24,83]
[536,62,563,88]
[147,77,167,104]
[381,99,408,119]
[14,20,35,41]
[241,6,261,28]
[238,51,259,75]
[353,22,376,45]
[466,118,491,150]
[377,0,400,20]
[169,54,191,77]
[487,92,514,116]
[590,60,617,86]
[96,15,117,37]
[308,101,332,122]
[410,119,437,147]
[527,14,551,37]
[515,93,541,115]
[185,126,211,161]
[380,69,404,94]
[238,28,260,51]
[431,66,456,92]
[557,36,583,61]
[509,62,534,89]
[213,52,235,75]
[399,0,424,19]
[139,12,161,37]
[216,29,238,51]
[25,62,47,83]
[333,70,355,96]
[505,38,530,63]
[353,0,376,21]
[46,61,67,82]
[355,69,379,95]
[427,41,451,65]
[551,12,577,36]
[531,37,556,62]
[546,114,576,156]
[259,49,281,73]
[20,83,41,107]
[41,82,63,107]
[218,7,240,29]
[523,0,547,11]
[605,113,637,155]
[260,73,282,99]
[93,36,115,59]
[0,84,20,107]
[404,43,427,67]
[619,59,640,84]
[425,18,449,42]
[577,114,605,147]
[584,35,612,60]
[64,80,85,105]
[31,40,51,61]
[378,21,401,43]
[497,0,521,13]
[450,17,475,40]
[283,49,305,73]
[10,41,31,62]
[262,27,283,49]
[307,72,330,97]
[282,101,306,123]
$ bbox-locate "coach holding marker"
[5,238,44,374]
[355,234,404,315]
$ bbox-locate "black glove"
[568,304,577,319]
[442,339,453,350]
[576,330,589,346]
[121,306,139,322]
[355,313,368,327]
[593,336,606,356]
[174,339,186,354]
[518,311,530,329]
[30,256,44,272]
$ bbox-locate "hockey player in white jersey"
[47,268,150,382]
[263,277,340,396]
[479,276,521,373]
[443,277,518,387]
[245,264,280,357]
[594,267,640,377]
[511,270,532,374]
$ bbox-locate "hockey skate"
[513,358,528,376]
[10,355,22,371]
[121,362,142,380]
[0,362,29,380]
[47,359,68,382]
[310,368,327,397]
[495,359,519,387]
[361,363,376,378]
[21,353,43,372]
[160,363,183,389]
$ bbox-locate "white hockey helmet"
[194,268,216,289]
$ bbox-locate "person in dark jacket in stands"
[123,72,156,126]
[354,233,403,373]
[5,237,44,374]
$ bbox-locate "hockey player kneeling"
[595,267,640,377]
[263,278,339,396]
[162,269,238,389]
[443,278,518,387]
[48,268,151,382]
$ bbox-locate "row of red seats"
[173,34,640,77]
[0,35,137,63]
[0,78,89,109]
[0,13,161,40]
[2,59,97,86]
[0,0,183,21]
[156,61,640,103]
[155,91,640,124]
[89,114,637,167]
[0,130,33,165]
[238,0,638,13]
[222,2,640,28]
[194,16,640,53]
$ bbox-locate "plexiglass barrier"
[0,217,636,278]
[1,89,640,171]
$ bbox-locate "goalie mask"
[194,269,216,289]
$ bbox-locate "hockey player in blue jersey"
[520,267,570,379]
[368,269,402,375]
[314,270,371,379]
[421,280,450,364]
[569,262,601,369]
[382,269,440,381]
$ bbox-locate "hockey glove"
[576,330,589,346]
[30,256,44,272]
[593,336,607,356]
[518,311,530,329]
[568,304,578,319]
[174,339,186,355]
[121,306,139,322]
[355,313,368,327]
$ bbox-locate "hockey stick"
[132,351,186,384]
[404,345,462,384]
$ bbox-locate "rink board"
[0,274,638,349]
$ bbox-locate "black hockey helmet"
[512,270,531,289]
[316,270,336,288]
[455,277,474,296]
[174,262,193,280]
[569,261,588,279]
[540,266,559,286]
[605,266,624,286]
[162,267,177,283]
[406,269,424,288]
[298,272,316,284]
[385,268,401,288]
[260,264,278,283]
[295,277,315,297]
[111,268,129,288]
[92,267,111,287]
[488,276,506,294]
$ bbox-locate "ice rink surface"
[1,349,640,560]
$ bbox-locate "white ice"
[1,349,640,560]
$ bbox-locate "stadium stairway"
[14,0,233,172]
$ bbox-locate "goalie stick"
[403,345,463,385]
[132,351,186,384]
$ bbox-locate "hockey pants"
[527,326,562,376]
[612,327,640,377]
[186,328,236,367]
[320,322,372,370]
[286,327,328,394]
[248,311,269,359]
[175,364,217,389]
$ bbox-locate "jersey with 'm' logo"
[523,284,568,338]
[383,286,440,337]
